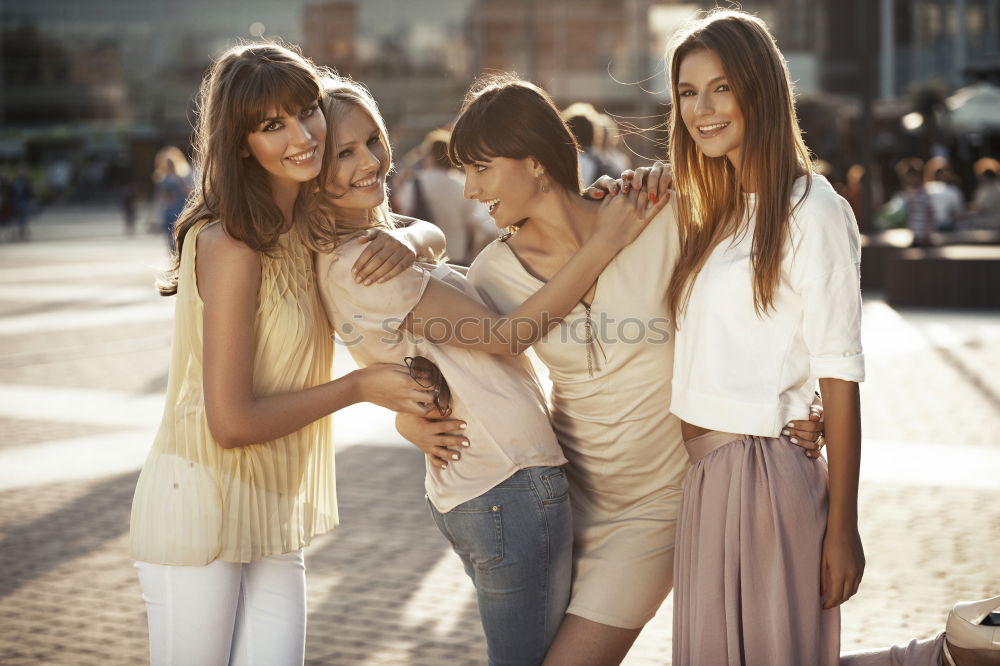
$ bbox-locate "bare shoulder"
[195,222,261,294]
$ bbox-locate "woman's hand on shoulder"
[592,173,670,250]
[395,411,469,469]
[583,161,673,204]
[351,229,416,286]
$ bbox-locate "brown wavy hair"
[449,74,581,212]
[307,75,397,251]
[157,42,325,296]
[666,10,813,320]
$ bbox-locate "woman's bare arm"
[198,224,431,449]
[406,186,666,355]
[818,377,865,608]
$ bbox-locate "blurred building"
[466,0,650,108]
[304,2,359,75]
[1,0,996,202]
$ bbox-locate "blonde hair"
[308,75,397,251]
[158,41,326,296]
[666,9,813,320]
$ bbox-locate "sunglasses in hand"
[404,355,453,418]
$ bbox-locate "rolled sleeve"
[792,192,866,382]
[315,243,431,337]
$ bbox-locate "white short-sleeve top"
[670,174,865,437]
[315,240,566,513]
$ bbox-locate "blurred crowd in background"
[1,0,998,254]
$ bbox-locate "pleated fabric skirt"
[672,431,841,666]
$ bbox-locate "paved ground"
[1,207,998,665]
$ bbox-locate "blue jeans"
[428,465,573,666]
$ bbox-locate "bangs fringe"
[235,62,321,136]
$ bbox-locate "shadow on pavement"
[0,469,138,598]
[0,445,487,663]
[305,443,487,665]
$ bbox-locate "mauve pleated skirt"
[672,431,841,666]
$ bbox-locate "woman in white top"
[312,76,665,665]
[664,10,865,664]
[667,15,1000,665]
[397,74,827,665]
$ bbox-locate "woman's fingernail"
[441,463,448,469]
[595,191,605,197]
[782,429,790,436]
[790,437,799,444]
[364,279,372,286]
[462,440,470,447]
[786,422,794,428]
[649,194,658,203]
[451,453,460,460]
[459,423,467,429]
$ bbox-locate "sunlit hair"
[449,73,581,200]
[308,75,396,251]
[666,9,813,320]
[157,41,324,296]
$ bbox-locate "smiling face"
[676,48,746,168]
[327,105,389,217]
[245,101,326,188]
[461,155,542,230]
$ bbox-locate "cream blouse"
[129,220,338,565]
[316,240,567,513]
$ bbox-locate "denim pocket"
[445,503,504,571]
[539,467,570,505]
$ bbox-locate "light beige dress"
[467,206,687,629]
[130,220,338,565]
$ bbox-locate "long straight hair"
[307,76,397,251]
[158,42,324,296]
[666,10,813,320]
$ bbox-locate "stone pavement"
[1,206,998,665]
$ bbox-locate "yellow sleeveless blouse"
[129,220,337,565]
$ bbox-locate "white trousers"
[135,550,306,666]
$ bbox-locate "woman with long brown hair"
[664,10,864,663]
[665,14,1000,665]
[128,43,441,665]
